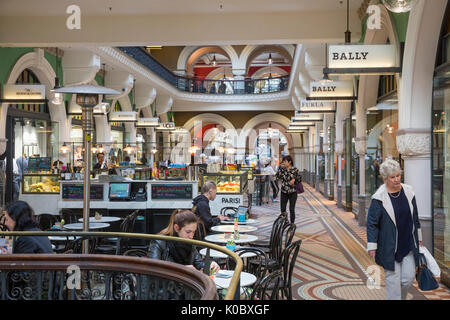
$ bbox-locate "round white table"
[48,235,80,241]
[221,218,257,225]
[213,270,257,289]
[199,247,257,259]
[204,233,258,244]
[63,222,110,230]
[78,216,121,223]
[211,225,258,233]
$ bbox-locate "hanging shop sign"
[108,111,138,122]
[1,84,46,103]
[324,44,401,75]
[292,112,323,122]
[307,80,355,102]
[288,124,309,131]
[297,101,336,113]
[136,117,160,127]
[286,129,307,134]
[289,121,316,126]
[155,122,176,131]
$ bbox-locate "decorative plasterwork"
[89,46,292,104]
[396,132,431,156]
[354,137,367,155]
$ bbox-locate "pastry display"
[216,181,240,193]
[24,175,60,193]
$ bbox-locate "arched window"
[11,69,49,114]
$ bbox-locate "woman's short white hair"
[380,159,402,179]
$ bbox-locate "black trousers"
[280,192,297,223]
[270,180,279,199]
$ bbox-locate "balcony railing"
[118,47,290,95]
[0,231,243,300]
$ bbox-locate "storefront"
[432,3,450,287]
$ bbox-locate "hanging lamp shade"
[59,142,70,154]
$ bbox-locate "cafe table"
[63,222,110,231]
[210,225,258,233]
[78,216,121,223]
[204,233,258,245]
[221,218,257,225]
[213,270,257,290]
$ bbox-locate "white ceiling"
[0,0,363,16]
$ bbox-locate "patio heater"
[51,84,121,253]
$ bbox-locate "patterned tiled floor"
[249,183,450,300]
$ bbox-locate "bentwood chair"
[249,269,282,300]
[250,211,288,250]
[279,239,302,300]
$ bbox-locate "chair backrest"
[283,222,297,249]
[268,212,287,247]
[123,249,148,257]
[269,215,289,260]
[280,239,302,298]
[120,210,138,233]
[226,247,268,282]
[249,269,282,300]
[64,237,97,254]
[36,214,58,231]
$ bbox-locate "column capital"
[396,129,431,156]
[354,137,367,155]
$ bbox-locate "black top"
[147,239,205,270]
[192,194,220,238]
[389,188,414,263]
[13,227,53,254]
[275,166,302,194]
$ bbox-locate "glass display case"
[201,171,248,194]
[155,165,188,181]
[22,174,60,194]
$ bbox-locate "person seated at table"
[192,181,229,240]
[93,152,107,170]
[0,201,53,254]
[148,209,220,273]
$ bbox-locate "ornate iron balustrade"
[118,47,290,95]
[0,231,243,300]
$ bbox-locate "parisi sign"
[328,44,398,69]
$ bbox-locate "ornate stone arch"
[0,49,69,154]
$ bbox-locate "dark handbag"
[416,253,439,291]
[295,182,304,194]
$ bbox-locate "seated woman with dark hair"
[1,201,53,254]
[148,210,220,273]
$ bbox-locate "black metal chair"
[250,212,288,256]
[279,239,302,300]
[95,210,138,255]
[249,269,282,300]
[63,236,98,254]
[36,214,59,231]
[123,248,148,257]
[226,247,268,284]
[220,207,238,218]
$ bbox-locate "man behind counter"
[93,152,107,170]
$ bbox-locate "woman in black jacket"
[1,201,53,254]
[148,210,220,273]
[275,155,302,223]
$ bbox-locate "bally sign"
[2,84,46,100]
[308,80,354,101]
[326,44,400,74]
[298,101,335,113]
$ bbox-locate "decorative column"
[314,122,322,192]
[335,102,351,208]
[355,101,368,225]
[323,115,330,198]
[344,117,352,212]
[328,121,335,201]
[309,126,315,187]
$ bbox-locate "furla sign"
[298,101,335,113]
[326,44,400,74]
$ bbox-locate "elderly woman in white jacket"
[366,159,423,300]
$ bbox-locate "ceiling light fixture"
[212,54,217,67]
[268,53,273,65]
[51,47,63,105]
[382,0,415,13]
[59,142,70,154]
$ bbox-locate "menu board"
[26,157,51,172]
[151,184,193,200]
[39,157,51,171]
[27,157,39,172]
[62,184,104,200]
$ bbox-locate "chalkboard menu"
[62,184,104,200]
[27,157,39,172]
[151,184,193,200]
[27,157,52,172]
